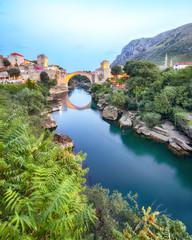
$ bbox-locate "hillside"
[111,23,192,67]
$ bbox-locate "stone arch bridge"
[66,71,93,84]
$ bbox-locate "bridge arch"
[66,71,93,85]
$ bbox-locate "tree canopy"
[7,68,20,77]
[3,58,11,67]
[111,65,122,76]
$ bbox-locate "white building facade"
[174,62,192,70]
[8,53,24,66]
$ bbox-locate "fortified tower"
[37,54,48,67]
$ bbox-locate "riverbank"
[90,89,192,155]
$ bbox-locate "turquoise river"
[51,87,192,233]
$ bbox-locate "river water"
[51,87,192,233]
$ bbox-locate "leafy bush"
[3,58,11,66]
[142,112,161,128]
[15,88,45,114]
[126,101,138,110]
[40,71,50,86]
[7,67,20,77]
[0,114,95,239]
[111,65,122,76]
[110,91,128,108]
[91,83,102,92]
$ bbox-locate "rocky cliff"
[111,23,192,67]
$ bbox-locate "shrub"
[15,88,45,114]
[110,91,128,108]
[3,58,11,66]
[142,112,161,128]
[40,71,50,86]
[7,68,20,77]
[91,83,102,92]
[126,101,138,110]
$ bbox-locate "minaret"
[165,53,168,68]
[170,59,173,68]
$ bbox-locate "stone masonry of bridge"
[56,60,111,87]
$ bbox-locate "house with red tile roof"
[174,62,192,70]
[8,53,24,66]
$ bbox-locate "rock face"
[119,114,132,127]
[177,113,192,138]
[97,99,108,110]
[111,23,192,67]
[102,106,118,120]
[53,133,74,149]
[43,115,57,130]
[49,84,68,95]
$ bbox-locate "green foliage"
[110,91,128,108]
[3,58,11,67]
[0,83,25,95]
[40,71,50,86]
[142,112,161,128]
[70,74,91,85]
[126,101,138,111]
[91,83,102,93]
[84,185,192,239]
[0,113,96,239]
[25,79,40,91]
[111,65,122,76]
[123,60,160,80]
[14,88,45,115]
[7,68,20,77]
[84,184,139,240]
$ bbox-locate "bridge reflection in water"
[61,88,92,111]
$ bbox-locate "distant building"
[8,53,24,66]
[100,60,110,69]
[174,62,192,70]
[93,60,111,83]
[48,65,59,71]
[24,59,30,64]
[37,54,48,67]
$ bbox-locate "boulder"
[103,94,110,101]
[49,84,68,95]
[119,114,132,127]
[43,115,57,130]
[149,131,169,142]
[169,142,182,151]
[170,137,192,151]
[162,121,175,131]
[139,126,151,136]
[177,113,192,138]
[53,133,74,149]
[97,99,108,109]
[102,106,118,120]
[152,126,169,137]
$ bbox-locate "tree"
[123,60,160,81]
[15,88,45,114]
[25,78,40,91]
[3,58,11,67]
[111,65,122,76]
[40,71,49,86]
[142,112,161,128]
[110,91,128,108]
[7,68,20,77]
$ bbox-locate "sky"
[0,0,192,72]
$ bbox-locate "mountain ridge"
[111,23,192,67]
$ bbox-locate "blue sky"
[0,0,192,72]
